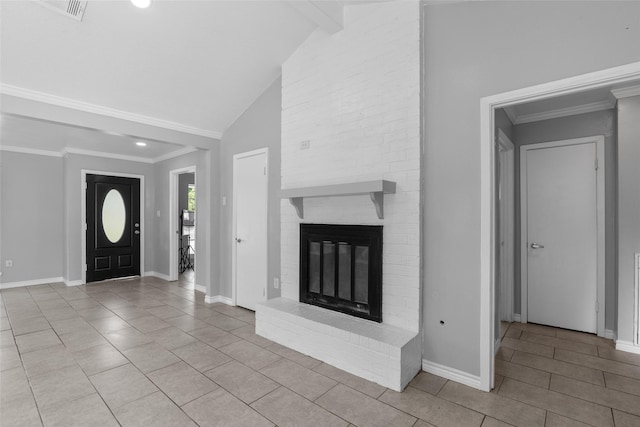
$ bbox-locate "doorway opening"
[169,166,197,288]
[480,62,640,392]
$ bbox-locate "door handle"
[530,243,544,249]
[235,237,243,243]
[134,230,140,235]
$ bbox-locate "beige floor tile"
[182,388,274,427]
[603,372,640,396]
[122,342,181,373]
[190,326,243,348]
[110,305,149,320]
[11,316,50,336]
[146,326,197,350]
[505,324,524,339]
[113,391,197,427]
[511,351,604,386]
[76,306,114,321]
[89,363,158,409]
[146,305,186,319]
[598,345,640,367]
[1,366,34,405]
[501,337,554,358]
[171,341,232,372]
[481,417,513,427]
[554,348,640,380]
[165,314,210,332]
[30,365,95,409]
[219,340,281,370]
[413,421,437,427]
[48,316,93,335]
[0,345,22,371]
[147,361,218,406]
[498,378,613,427]
[0,394,42,427]
[205,314,248,331]
[522,323,559,337]
[59,328,109,352]
[408,371,448,395]
[233,325,275,348]
[550,374,640,416]
[259,358,336,401]
[491,375,505,394]
[264,342,320,368]
[21,345,77,377]
[0,329,15,347]
[612,410,640,427]
[312,362,387,398]
[437,380,545,427]
[39,393,119,427]
[124,314,172,333]
[205,360,279,404]
[317,384,417,427]
[0,316,11,332]
[40,306,78,321]
[545,412,593,426]
[495,359,550,389]
[72,343,129,376]
[555,329,610,347]
[252,387,348,427]
[15,329,61,353]
[88,315,131,333]
[496,346,514,362]
[102,326,155,351]
[521,332,598,356]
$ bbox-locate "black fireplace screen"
[300,224,382,322]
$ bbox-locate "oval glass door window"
[102,189,126,243]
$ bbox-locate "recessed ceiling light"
[131,0,151,9]
[136,141,147,147]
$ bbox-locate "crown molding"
[0,84,223,139]
[512,99,616,125]
[153,146,199,163]
[0,145,64,158]
[63,147,154,163]
[611,84,640,99]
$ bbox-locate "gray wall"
[63,154,155,282]
[512,109,617,330]
[219,76,282,300]
[179,173,195,213]
[153,150,214,293]
[0,152,64,283]
[422,1,640,376]
[617,95,640,344]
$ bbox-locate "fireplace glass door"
[300,224,382,322]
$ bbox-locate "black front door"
[86,174,141,282]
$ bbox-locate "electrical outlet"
[274,277,279,289]
[5,260,13,268]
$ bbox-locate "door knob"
[530,243,544,249]
[235,237,242,243]
[134,230,140,235]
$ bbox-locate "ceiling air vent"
[37,0,87,22]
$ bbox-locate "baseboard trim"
[64,279,83,287]
[422,359,482,390]
[604,329,616,340]
[513,313,521,322]
[615,340,640,355]
[0,277,65,290]
[205,295,234,305]
[143,271,170,281]
[194,284,206,294]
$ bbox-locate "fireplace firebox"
[299,224,382,322]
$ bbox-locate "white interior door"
[525,142,598,333]
[233,149,268,311]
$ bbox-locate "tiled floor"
[1,277,640,427]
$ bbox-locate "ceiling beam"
[288,1,343,34]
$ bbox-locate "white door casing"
[232,148,268,310]
[520,136,605,335]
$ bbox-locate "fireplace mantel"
[281,180,396,219]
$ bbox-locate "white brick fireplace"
[255,1,422,391]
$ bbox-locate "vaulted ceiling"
[0,0,343,160]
